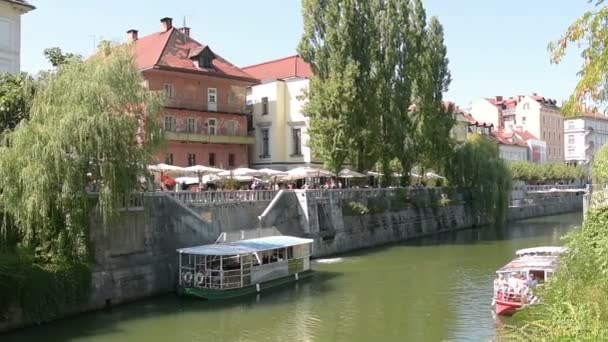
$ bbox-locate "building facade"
[243,55,322,170]
[564,114,608,165]
[491,130,530,162]
[130,18,257,168]
[0,0,34,73]
[470,93,564,162]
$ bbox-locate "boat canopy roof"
[176,236,314,256]
[497,256,559,274]
[515,246,565,257]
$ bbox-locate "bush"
[346,201,369,215]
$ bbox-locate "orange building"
[130,17,258,168]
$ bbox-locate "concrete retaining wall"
[0,188,584,333]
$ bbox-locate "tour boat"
[176,236,314,300]
[493,246,565,316]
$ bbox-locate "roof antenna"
[183,16,186,27]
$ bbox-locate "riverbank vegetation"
[0,44,163,323]
[508,161,584,183]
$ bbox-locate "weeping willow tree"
[0,44,163,260]
[445,134,512,224]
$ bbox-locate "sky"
[21,0,592,107]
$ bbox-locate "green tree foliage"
[592,143,608,183]
[508,161,584,182]
[43,47,82,67]
[298,0,453,176]
[548,1,608,115]
[0,44,163,260]
[445,134,512,224]
[0,72,37,132]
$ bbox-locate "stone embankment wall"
[0,187,583,333]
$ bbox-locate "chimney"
[495,96,503,102]
[127,29,138,42]
[179,27,190,37]
[160,17,173,31]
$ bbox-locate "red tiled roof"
[572,111,608,121]
[513,130,538,141]
[242,55,312,81]
[132,27,256,82]
[486,94,559,111]
[464,113,494,127]
[492,130,528,147]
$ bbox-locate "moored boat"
[177,236,314,300]
[493,246,565,316]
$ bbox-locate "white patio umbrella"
[218,167,267,178]
[366,171,383,177]
[258,168,287,177]
[339,169,367,178]
[147,163,186,173]
[283,167,334,180]
[425,172,445,179]
[183,165,224,174]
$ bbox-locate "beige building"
[243,56,322,170]
[0,0,34,73]
[470,94,564,162]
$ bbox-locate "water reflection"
[3,213,582,342]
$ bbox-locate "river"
[4,212,581,342]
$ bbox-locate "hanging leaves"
[0,44,163,261]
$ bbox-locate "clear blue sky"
[22,0,590,107]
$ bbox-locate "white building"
[0,0,34,73]
[243,55,322,170]
[564,114,608,165]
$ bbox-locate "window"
[568,135,575,145]
[207,118,217,135]
[228,153,235,167]
[208,88,217,112]
[522,116,526,125]
[208,88,217,104]
[261,97,268,115]
[163,115,174,132]
[227,121,237,136]
[187,153,196,166]
[165,153,173,165]
[163,83,175,99]
[200,52,213,69]
[186,117,196,133]
[568,121,575,129]
[292,128,302,155]
[261,129,270,157]
[523,103,530,110]
[543,131,546,139]
[209,153,216,166]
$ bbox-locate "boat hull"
[495,299,522,316]
[178,271,313,300]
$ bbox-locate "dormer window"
[200,51,213,68]
[189,46,215,69]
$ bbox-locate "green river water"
[4,212,582,342]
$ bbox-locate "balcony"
[164,127,255,145]
[164,96,247,114]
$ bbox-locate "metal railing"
[167,190,279,204]
[525,184,585,192]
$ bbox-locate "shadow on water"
[2,270,343,342]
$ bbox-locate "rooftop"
[130,18,257,83]
[491,129,528,147]
[242,55,312,81]
[2,0,35,10]
[176,236,314,256]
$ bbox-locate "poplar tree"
[299,0,377,174]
